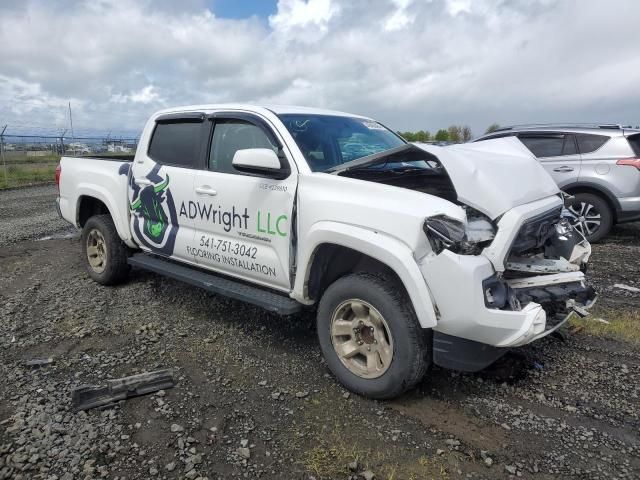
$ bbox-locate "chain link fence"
[0,134,138,189]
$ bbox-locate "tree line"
[397,123,502,143]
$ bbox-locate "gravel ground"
[0,185,639,479]
[0,185,73,245]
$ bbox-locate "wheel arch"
[562,182,620,222]
[77,195,111,227]
[74,186,135,247]
[294,222,438,328]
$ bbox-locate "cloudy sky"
[1,0,639,138]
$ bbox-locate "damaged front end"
[422,197,597,359]
[480,204,596,326]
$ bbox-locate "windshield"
[278,114,405,172]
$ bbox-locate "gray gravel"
[0,185,639,479]
[0,185,74,246]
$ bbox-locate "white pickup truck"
[57,104,596,398]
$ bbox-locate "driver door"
[190,113,297,290]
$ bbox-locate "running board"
[128,254,302,315]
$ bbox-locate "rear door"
[129,113,207,263]
[190,112,297,290]
[517,132,581,187]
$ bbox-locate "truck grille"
[509,206,563,254]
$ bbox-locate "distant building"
[107,143,132,153]
[69,142,92,154]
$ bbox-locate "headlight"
[424,210,496,255]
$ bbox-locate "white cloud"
[384,0,415,31]
[269,0,340,38]
[111,85,162,105]
[0,0,639,137]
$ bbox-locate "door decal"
[129,164,179,255]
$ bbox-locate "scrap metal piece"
[25,357,54,367]
[613,283,640,293]
[571,303,590,318]
[72,369,175,411]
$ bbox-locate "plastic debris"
[613,283,640,293]
[72,369,175,411]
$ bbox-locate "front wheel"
[317,273,430,399]
[81,215,130,285]
[566,193,613,242]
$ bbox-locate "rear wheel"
[566,193,613,242]
[317,273,430,399]
[81,215,130,285]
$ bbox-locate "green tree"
[447,125,462,143]
[434,129,449,142]
[461,125,473,142]
[398,131,417,141]
[485,123,501,134]
[415,130,430,142]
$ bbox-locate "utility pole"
[68,101,75,155]
[59,129,67,155]
[1,125,7,186]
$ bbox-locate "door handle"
[135,178,152,186]
[553,166,574,172]
[195,186,218,196]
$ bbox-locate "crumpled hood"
[415,138,560,220]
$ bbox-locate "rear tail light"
[55,164,61,187]
[616,158,640,170]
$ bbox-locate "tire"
[566,193,613,243]
[81,214,130,285]
[317,273,430,399]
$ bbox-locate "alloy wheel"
[330,299,394,379]
[86,228,108,273]
[567,201,601,238]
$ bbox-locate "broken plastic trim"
[506,212,590,275]
[72,369,175,411]
[482,275,521,310]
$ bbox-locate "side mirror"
[232,148,287,178]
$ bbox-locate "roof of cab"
[152,103,370,119]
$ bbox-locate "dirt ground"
[0,185,638,480]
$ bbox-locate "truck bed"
[57,155,133,245]
[63,154,135,162]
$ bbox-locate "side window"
[148,121,203,168]
[576,134,609,154]
[209,119,278,174]
[518,134,576,158]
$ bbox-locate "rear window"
[148,121,203,168]
[518,134,576,157]
[628,133,640,156]
[576,134,609,154]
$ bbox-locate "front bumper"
[420,249,596,350]
[617,196,640,223]
[422,250,596,371]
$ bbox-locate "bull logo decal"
[130,175,170,240]
[125,164,179,256]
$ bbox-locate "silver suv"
[474,124,640,241]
